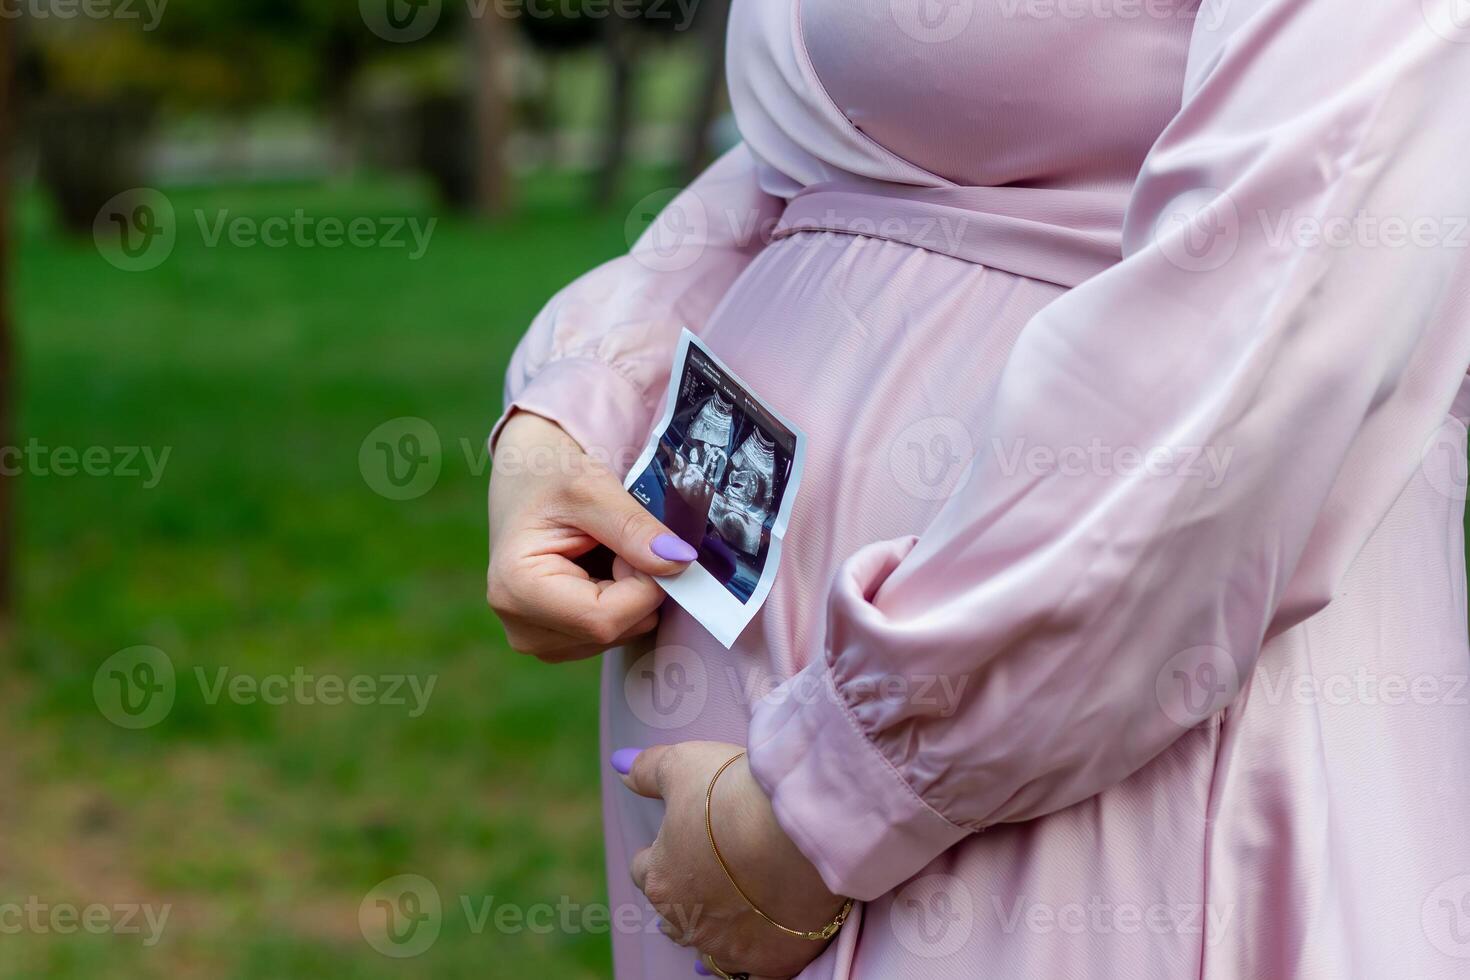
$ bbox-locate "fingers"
[563,476,698,577]
[491,550,665,653]
[608,557,663,638]
[620,743,671,800]
[500,632,615,665]
[630,846,652,892]
[660,916,700,948]
[634,852,705,951]
[487,422,695,652]
[592,572,668,629]
[618,742,804,980]
[496,617,597,661]
[495,598,659,661]
[619,609,661,639]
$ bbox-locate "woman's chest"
[729,0,1198,189]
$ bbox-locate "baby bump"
[706,232,1064,667]
[606,232,1067,758]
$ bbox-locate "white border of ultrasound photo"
[623,328,807,649]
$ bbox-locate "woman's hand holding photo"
[486,412,697,663]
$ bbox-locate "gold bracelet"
[700,953,749,980]
[705,751,856,942]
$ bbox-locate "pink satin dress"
[494,1,1470,976]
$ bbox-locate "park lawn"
[3,170,669,978]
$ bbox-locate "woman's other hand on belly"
[486,412,696,663]
[619,742,846,980]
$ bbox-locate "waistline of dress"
[770,181,1127,289]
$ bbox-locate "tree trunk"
[321,27,363,180]
[681,0,731,181]
[529,57,557,168]
[470,5,513,216]
[0,12,16,627]
[594,17,637,208]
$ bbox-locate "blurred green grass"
[3,170,667,977]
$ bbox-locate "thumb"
[570,480,699,577]
[618,743,670,800]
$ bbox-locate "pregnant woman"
[486,1,1470,977]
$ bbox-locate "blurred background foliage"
[0,0,732,976]
[20,0,731,222]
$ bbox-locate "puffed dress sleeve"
[747,0,1470,900]
[491,144,784,464]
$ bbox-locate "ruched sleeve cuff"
[746,656,972,901]
[489,357,653,476]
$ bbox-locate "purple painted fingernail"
[651,533,698,563]
[610,748,641,775]
[694,960,711,976]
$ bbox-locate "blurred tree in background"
[2,0,736,637]
[0,3,737,977]
[17,0,730,226]
[0,9,13,626]
[25,1,388,228]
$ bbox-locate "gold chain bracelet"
[705,751,855,942]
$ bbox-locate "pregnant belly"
[604,229,1065,815]
[693,231,1065,683]
[599,232,1067,925]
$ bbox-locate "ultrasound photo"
[625,330,805,647]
